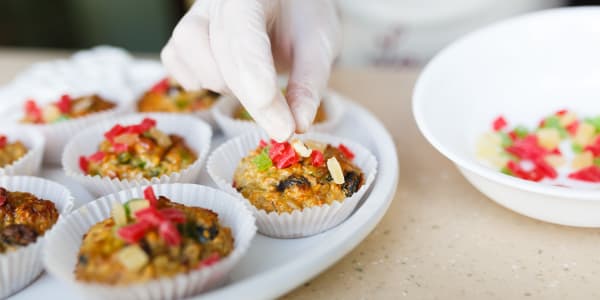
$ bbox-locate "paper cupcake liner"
[0,176,74,298]
[207,131,378,238]
[0,47,141,165]
[0,127,45,176]
[213,90,346,138]
[62,113,212,197]
[43,183,256,300]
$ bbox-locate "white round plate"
[413,7,600,227]
[10,98,398,299]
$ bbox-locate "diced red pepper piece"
[135,206,166,226]
[56,94,72,113]
[506,160,545,182]
[505,135,548,160]
[158,221,181,246]
[508,131,518,141]
[584,136,600,156]
[104,124,126,142]
[0,135,6,148]
[258,140,267,149]
[197,253,220,269]
[143,186,158,207]
[79,156,89,173]
[568,166,600,182]
[492,116,507,131]
[123,118,157,135]
[150,78,170,94]
[160,208,186,223]
[117,221,152,244]
[550,148,562,155]
[338,144,355,160]
[555,109,568,116]
[112,143,129,153]
[310,150,324,167]
[24,99,43,123]
[268,141,299,169]
[567,121,579,136]
[88,151,106,162]
[534,158,557,179]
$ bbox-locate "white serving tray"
[9,99,398,300]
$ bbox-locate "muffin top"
[0,187,59,253]
[0,135,28,168]
[233,139,364,213]
[75,187,234,285]
[79,118,197,180]
[21,94,116,124]
[137,78,219,113]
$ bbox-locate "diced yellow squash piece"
[127,199,150,218]
[476,132,502,160]
[116,245,149,272]
[327,157,345,184]
[545,154,565,168]
[42,105,61,123]
[305,140,326,152]
[536,128,561,150]
[572,151,593,170]
[111,202,128,227]
[574,123,595,146]
[559,112,577,126]
[148,127,172,148]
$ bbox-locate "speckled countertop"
[283,69,600,300]
[2,49,599,300]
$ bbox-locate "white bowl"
[413,7,600,227]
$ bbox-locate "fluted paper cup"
[213,90,346,138]
[207,131,377,238]
[62,113,212,197]
[43,183,256,300]
[0,126,44,176]
[0,176,74,298]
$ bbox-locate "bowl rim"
[412,6,600,201]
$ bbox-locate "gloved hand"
[161,0,340,141]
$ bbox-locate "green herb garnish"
[253,147,272,171]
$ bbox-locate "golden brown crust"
[233,145,364,213]
[0,188,59,253]
[75,197,234,285]
[88,134,197,180]
[137,84,219,113]
[0,141,27,168]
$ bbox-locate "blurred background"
[0,0,597,68]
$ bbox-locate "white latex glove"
[161,0,340,141]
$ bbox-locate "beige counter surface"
[1,49,599,300]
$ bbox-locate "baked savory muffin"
[234,104,327,124]
[21,94,116,124]
[233,139,364,213]
[75,187,234,285]
[0,135,28,168]
[137,78,219,113]
[0,187,59,253]
[79,118,197,180]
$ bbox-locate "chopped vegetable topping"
[56,94,72,113]
[310,150,324,167]
[327,157,345,184]
[0,135,6,149]
[143,186,158,207]
[269,140,299,169]
[252,147,272,171]
[492,116,507,131]
[479,110,600,185]
[150,78,170,94]
[115,245,149,272]
[338,144,355,160]
[291,140,312,157]
[111,202,128,227]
